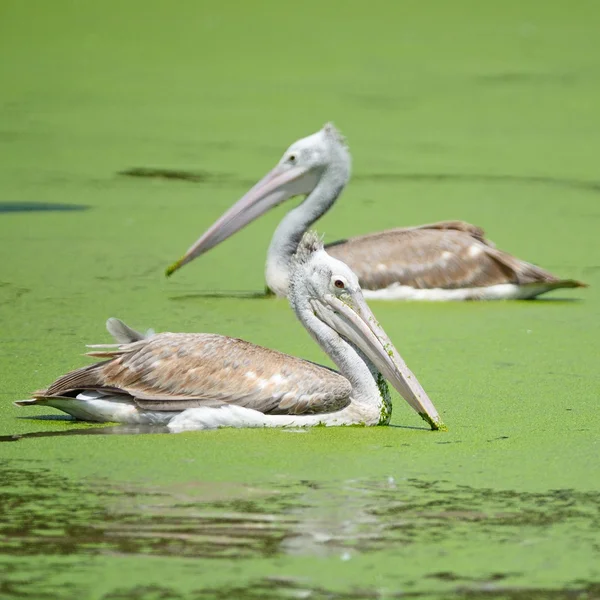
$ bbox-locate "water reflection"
[1,465,598,563]
[1,464,599,597]
[192,578,600,599]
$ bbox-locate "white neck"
[293,302,390,422]
[265,167,349,297]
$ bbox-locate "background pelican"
[166,124,585,301]
[16,232,445,432]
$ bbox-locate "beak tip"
[419,412,447,432]
[165,258,184,277]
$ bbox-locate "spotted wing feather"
[326,220,584,290]
[36,333,352,415]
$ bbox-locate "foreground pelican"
[166,124,585,301]
[16,232,445,432]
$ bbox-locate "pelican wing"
[326,220,572,290]
[38,333,352,415]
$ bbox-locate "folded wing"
[36,333,352,415]
[326,220,582,290]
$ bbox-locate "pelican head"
[166,123,351,276]
[289,231,445,431]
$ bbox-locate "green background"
[0,1,598,598]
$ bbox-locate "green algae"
[376,372,392,426]
[1,0,600,598]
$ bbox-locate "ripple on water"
[0,462,599,598]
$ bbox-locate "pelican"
[16,232,445,432]
[166,124,585,301]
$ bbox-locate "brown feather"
[32,333,352,416]
[326,220,586,291]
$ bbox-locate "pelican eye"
[334,279,345,289]
[288,153,296,163]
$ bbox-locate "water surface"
[0,1,599,597]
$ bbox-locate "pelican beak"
[315,293,446,430]
[166,163,316,276]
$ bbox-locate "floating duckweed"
[376,372,392,425]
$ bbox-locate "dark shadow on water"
[352,172,600,196]
[169,290,272,301]
[119,167,600,196]
[388,423,432,431]
[0,202,90,213]
[119,167,254,188]
[0,424,169,442]
[16,414,75,421]
[518,297,584,304]
[120,167,213,183]
[4,420,429,439]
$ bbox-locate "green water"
[1,1,599,597]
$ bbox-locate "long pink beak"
[166,164,312,276]
[316,293,446,430]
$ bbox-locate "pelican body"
[166,124,585,301]
[16,232,444,432]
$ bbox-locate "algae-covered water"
[1,1,599,598]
